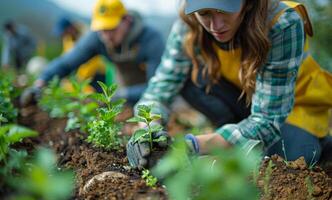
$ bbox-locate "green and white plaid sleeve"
[216,9,305,151]
[135,20,192,122]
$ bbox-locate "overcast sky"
[50,0,180,16]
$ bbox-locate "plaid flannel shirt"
[136,9,305,151]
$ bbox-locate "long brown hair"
[180,0,274,104]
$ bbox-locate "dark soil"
[18,105,167,200]
[7,104,332,200]
[258,155,332,200]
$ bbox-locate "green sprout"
[127,105,166,150]
[142,169,158,188]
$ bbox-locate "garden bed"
[18,104,167,199]
[10,104,332,200]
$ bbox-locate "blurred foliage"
[40,41,62,61]
[63,76,98,132]
[11,148,74,200]
[38,76,98,133]
[38,77,71,118]
[153,137,260,200]
[0,70,18,123]
[297,0,332,72]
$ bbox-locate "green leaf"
[0,114,8,123]
[108,84,118,97]
[97,81,109,97]
[150,124,163,133]
[151,114,161,121]
[65,117,80,132]
[137,105,151,118]
[126,116,147,124]
[111,98,126,108]
[5,125,38,143]
[65,102,80,111]
[0,125,11,136]
[133,129,149,143]
[89,93,107,104]
[153,135,167,143]
[80,102,98,114]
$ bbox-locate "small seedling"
[142,169,158,188]
[263,159,275,198]
[281,140,289,165]
[308,151,318,169]
[87,81,125,150]
[64,76,98,132]
[305,176,315,200]
[127,105,166,150]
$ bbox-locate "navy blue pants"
[180,77,331,164]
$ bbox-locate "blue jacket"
[39,12,165,103]
[1,24,36,67]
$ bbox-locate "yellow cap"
[91,0,128,31]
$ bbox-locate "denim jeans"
[180,76,331,164]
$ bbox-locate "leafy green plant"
[305,176,314,200]
[0,73,18,123]
[153,137,260,200]
[39,76,98,132]
[142,169,158,188]
[87,81,125,150]
[0,124,38,164]
[0,123,38,188]
[263,159,275,198]
[64,76,98,132]
[127,105,166,150]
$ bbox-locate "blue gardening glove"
[20,86,42,107]
[184,134,200,154]
[126,130,170,169]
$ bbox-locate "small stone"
[123,165,131,171]
[294,157,307,170]
[288,162,299,170]
[276,156,284,162]
[312,185,322,196]
[82,171,128,194]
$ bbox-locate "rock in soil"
[82,171,128,194]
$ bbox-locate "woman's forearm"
[196,133,232,154]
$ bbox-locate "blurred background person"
[53,16,107,93]
[1,20,37,70]
[20,0,165,106]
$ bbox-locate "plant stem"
[147,123,152,150]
